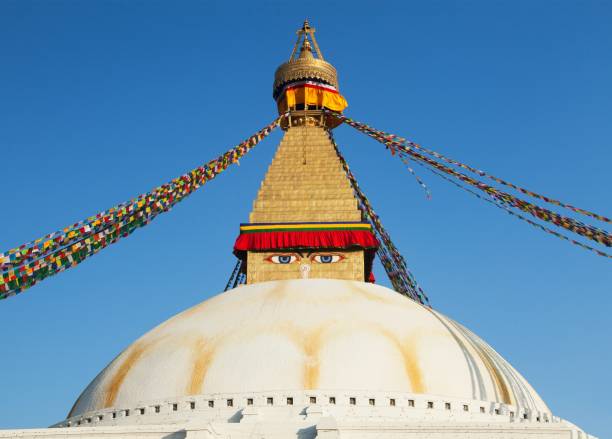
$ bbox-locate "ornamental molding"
[274,58,339,95]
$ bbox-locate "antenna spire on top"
[289,19,324,61]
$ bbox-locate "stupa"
[0,20,596,439]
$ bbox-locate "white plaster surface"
[0,280,596,438]
[67,280,549,418]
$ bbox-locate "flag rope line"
[329,131,429,305]
[225,259,243,291]
[1,116,283,271]
[411,158,612,258]
[335,113,611,250]
[340,116,610,224]
[0,116,284,300]
[399,155,431,199]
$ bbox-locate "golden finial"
[274,20,338,96]
[289,19,324,61]
[298,39,313,59]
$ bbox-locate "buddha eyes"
[266,253,345,264]
[268,255,298,264]
[312,254,344,264]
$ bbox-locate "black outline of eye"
[265,253,300,264]
[310,253,345,264]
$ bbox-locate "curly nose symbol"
[300,264,311,279]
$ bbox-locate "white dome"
[68,279,549,419]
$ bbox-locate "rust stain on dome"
[264,279,292,301]
[471,338,512,405]
[444,316,513,405]
[104,340,150,407]
[280,322,328,389]
[187,336,217,395]
[302,326,326,389]
[377,327,425,394]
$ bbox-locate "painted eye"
[312,254,343,264]
[268,255,298,264]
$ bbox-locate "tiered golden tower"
[233,20,378,285]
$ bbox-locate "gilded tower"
[233,20,379,284]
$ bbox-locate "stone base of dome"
[27,390,593,439]
[0,419,596,439]
[54,390,549,429]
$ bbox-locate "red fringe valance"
[233,229,379,254]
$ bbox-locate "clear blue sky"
[1,0,610,436]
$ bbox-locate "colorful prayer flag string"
[339,115,610,224]
[398,155,431,199]
[225,259,244,291]
[1,123,276,272]
[328,132,429,305]
[412,159,612,258]
[335,113,612,251]
[0,115,284,300]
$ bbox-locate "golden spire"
[273,20,339,96]
[290,19,324,61]
[298,39,314,59]
[234,21,370,285]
